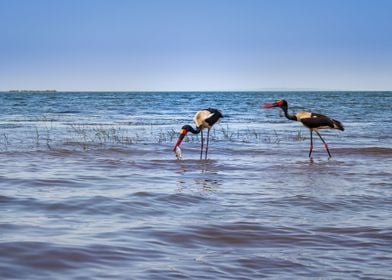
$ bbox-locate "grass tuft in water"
[0,121,307,152]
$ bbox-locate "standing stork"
[262,99,344,158]
[173,108,223,160]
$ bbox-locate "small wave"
[56,110,80,114]
[0,241,160,277]
[0,195,14,203]
[152,192,206,207]
[148,222,312,249]
[336,147,392,155]
[314,226,392,244]
[0,124,24,129]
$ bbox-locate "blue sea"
[0,91,391,279]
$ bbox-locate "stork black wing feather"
[204,108,223,126]
[300,114,334,129]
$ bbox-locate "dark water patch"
[132,191,155,197]
[270,194,392,213]
[0,222,71,240]
[0,177,84,189]
[0,123,24,129]
[271,195,341,212]
[55,110,81,114]
[9,117,59,122]
[32,196,165,217]
[25,178,85,188]
[46,148,84,157]
[341,195,392,210]
[0,196,129,216]
[149,223,316,249]
[0,195,14,203]
[370,181,392,188]
[24,193,207,219]
[151,192,207,208]
[0,241,165,279]
[336,147,392,156]
[314,226,392,245]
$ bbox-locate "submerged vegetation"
[0,117,309,152]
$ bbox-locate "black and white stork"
[173,108,223,160]
[262,99,344,158]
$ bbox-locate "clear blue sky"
[1,0,391,91]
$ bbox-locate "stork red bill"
[262,103,274,108]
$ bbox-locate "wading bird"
[173,108,223,160]
[262,99,344,158]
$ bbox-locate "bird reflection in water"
[176,178,223,192]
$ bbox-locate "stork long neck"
[183,124,201,134]
[281,106,297,121]
[173,124,201,151]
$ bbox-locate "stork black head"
[262,99,288,110]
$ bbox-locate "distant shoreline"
[3,90,391,93]
[9,90,57,93]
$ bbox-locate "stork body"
[262,100,344,158]
[173,108,223,160]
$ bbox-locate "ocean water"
[0,91,391,279]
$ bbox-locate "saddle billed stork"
[173,108,223,160]
[262,99,344,158]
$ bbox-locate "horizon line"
[2,89,392,93]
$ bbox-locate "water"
[0,91,391,279]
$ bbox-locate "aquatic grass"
[1,132,10,151]
[262,130,281,144]
[157,129,177,144]
[288,129,306,142]
[32,115,55,149]
[66,123,140,150]
[221,125,235,141]
[1,121,307,152]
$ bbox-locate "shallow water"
[1,92,391,279]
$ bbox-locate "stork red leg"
[200,129,204,160]
[205,128,211,160]
[315,131,332,158]
[309,130,313,158]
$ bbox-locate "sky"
[0,0,391,91]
